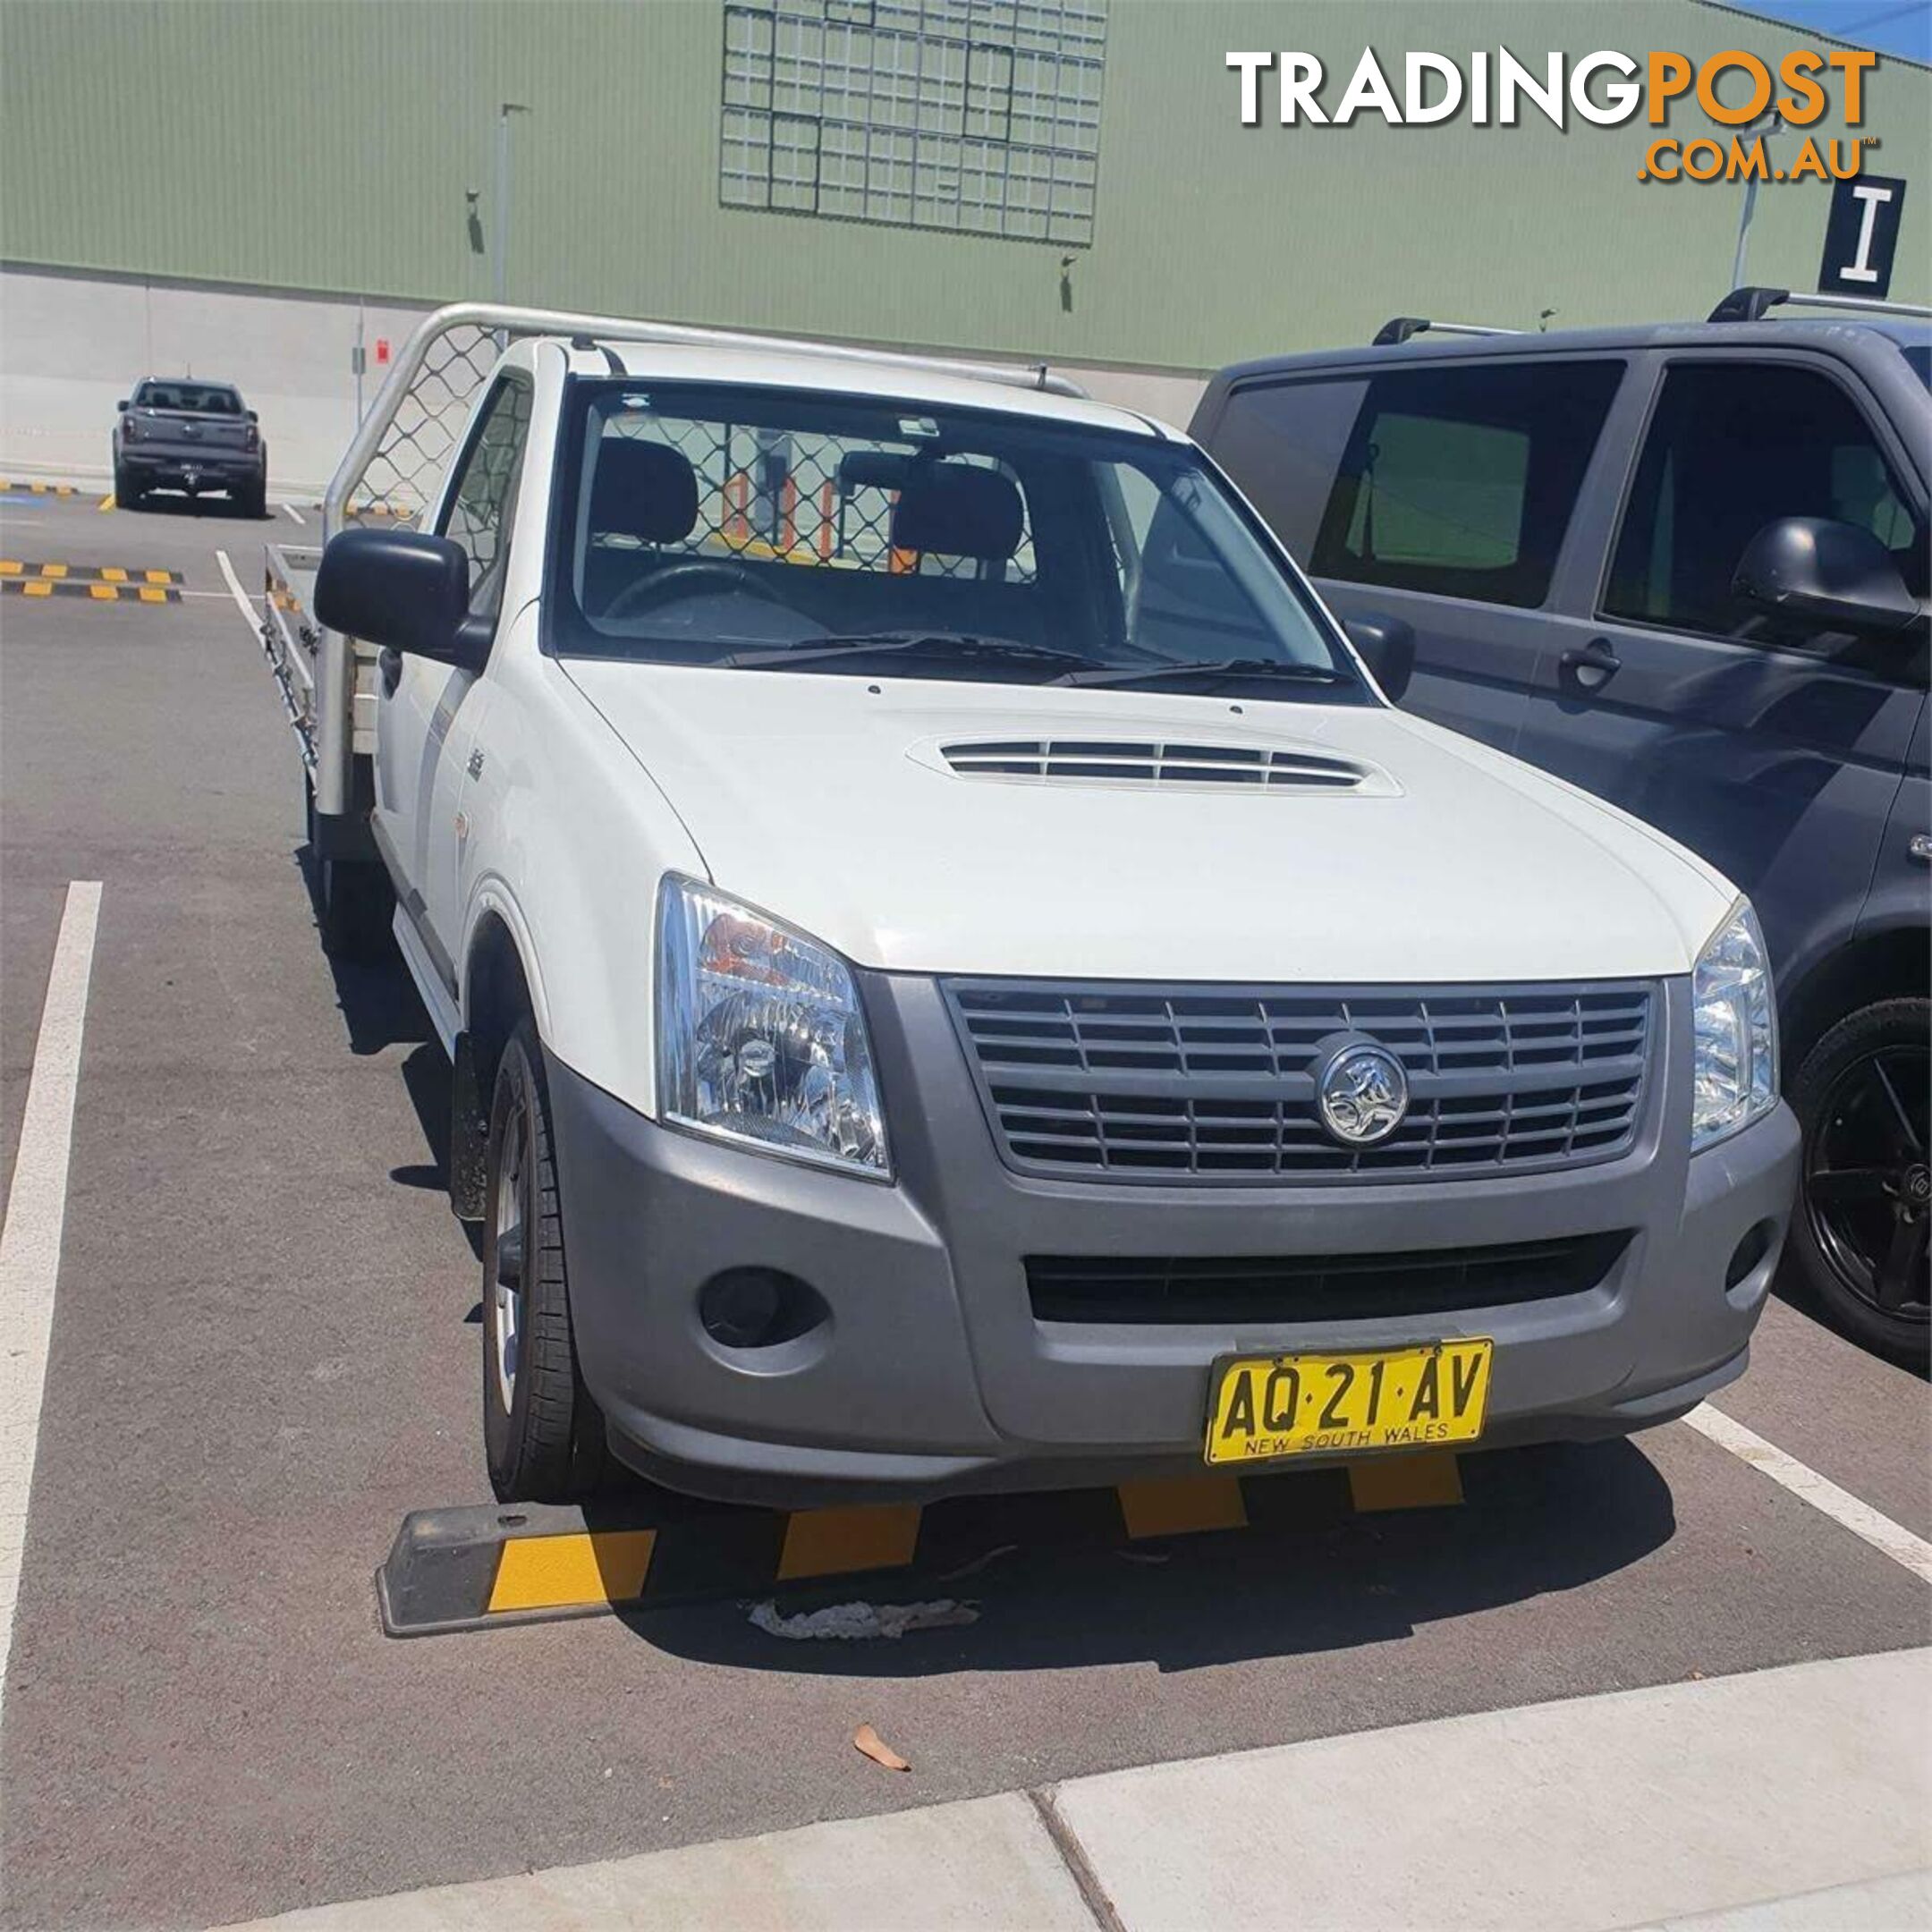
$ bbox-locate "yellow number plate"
[1204,1339,1493,1466]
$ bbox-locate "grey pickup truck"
[112,377,267,515]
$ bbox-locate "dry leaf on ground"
[852,1723,911,1772]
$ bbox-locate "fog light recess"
[699,1268,827,1350]
[1725,1219,1776,1292]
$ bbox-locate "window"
[547,378,1367,702]
[1309,361,1624,607]
[1605,360,1928,644]
[720,0,1106,247]
[440,377,533,620]
[134,382,242,414]
[1203,377,1368,556]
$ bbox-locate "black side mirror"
[246,408,258,423]
[116,398,130,412]
[1343,612,1417,702]
[315,528,485,668]
[1733,517,1922,638]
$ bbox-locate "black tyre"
[481,1020,607,1501]
[238,475,267,519]
[316,854,394,962]
[1788,998,1930,1363]
[113,463,141,508]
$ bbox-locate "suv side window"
[1308,361,1624,608]
[439,375,534,621]
[1204,377,1368,555]
[1605,360,1928,648]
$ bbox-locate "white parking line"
[0,881,102,1720]
[281,502,306,524]
[1685,1402,1932,1584]
[214,547,258,630]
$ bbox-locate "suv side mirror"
[1343,611,1417,702]
[315,528,485,668]
[1733,517,1922,638]
[116,398,130,412]
[246,408,258,423]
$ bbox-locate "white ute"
[281,303,1800,1504]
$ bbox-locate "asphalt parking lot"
[0,485,1928,1932]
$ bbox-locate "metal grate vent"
[937,739,1375,792]
[945,979,1657,1182]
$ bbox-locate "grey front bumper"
[548,974,1800,1505]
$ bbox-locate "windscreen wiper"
[723,632,1106,674]
[1047,656,1354,691]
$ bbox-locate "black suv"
[1194,289,1930,1360]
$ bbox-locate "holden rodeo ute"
[279,303,1800,1504]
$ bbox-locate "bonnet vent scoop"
[934,738,1394,795]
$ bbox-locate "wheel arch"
[450,903,545,1221]
[1781,920,1931,1077]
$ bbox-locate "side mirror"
[1733,516,1921,638]
[116,398,130,412]
[1343,611,1417,702]
[246,408,258,423]
[315,528,484,668]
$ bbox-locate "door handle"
[1911,834,1931,866]
[1560,638,1622,691]
[379,646,402,696]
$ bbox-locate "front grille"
[1027,1233,1631,1325]
[945,978,1655,1182]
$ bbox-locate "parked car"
[113,377,267,515]
[277,303,1798,1507]
[1192,291,1930,1362]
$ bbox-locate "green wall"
[3,0,1927,372]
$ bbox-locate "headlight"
[657,876,889,1178]
[1690,897,1778,1151]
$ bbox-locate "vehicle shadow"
[622,1436,1676,1678]
[292,844,480,1264]
[119,489,269,520]
[292,847,428,1055]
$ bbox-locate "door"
[1516,354,1929,978]
[1205,359,1625,756]
[374,372,533,966]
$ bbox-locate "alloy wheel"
[1804,1044,1931,1322]
[491,1104,529,1411]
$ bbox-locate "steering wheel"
[601,556,778,622]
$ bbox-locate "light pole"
[493,102,530,303]
[1730,106,1784,295]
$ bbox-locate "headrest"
[589,438,699,544]
[890,462,1025,561]
[839,448,911,492]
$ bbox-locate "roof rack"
[1372,317,1522,346]
[1709,286,1932,324]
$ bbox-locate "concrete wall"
[3,2,1927,374]
[0,265,1207,496]
[0,268,432,496]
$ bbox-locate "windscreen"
[545,379,1368,699]
[135,382,241,414]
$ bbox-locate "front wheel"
[1788,998,1930,1364]
[481,1020,607,1502]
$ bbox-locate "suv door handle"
[379,646,402,696]
[1560,638,1622,691]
